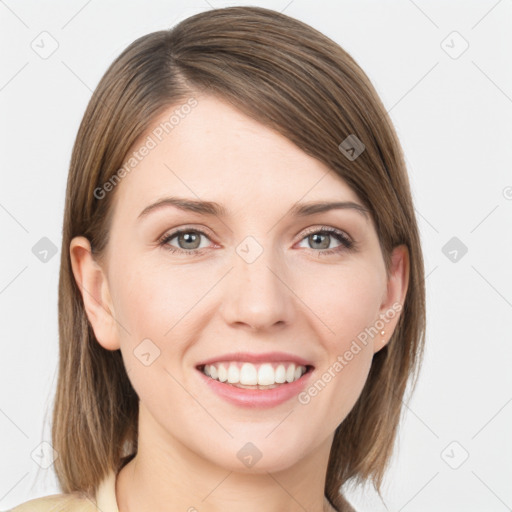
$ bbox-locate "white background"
[1,1,511,510]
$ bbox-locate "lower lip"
[196,367,314,408]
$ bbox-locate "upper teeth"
[202,362,307,385]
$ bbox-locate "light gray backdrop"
[1,0,511,510]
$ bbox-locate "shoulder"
[8,493,96,512]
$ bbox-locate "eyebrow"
[137,196,370,221]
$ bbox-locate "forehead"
[113,94,363,218]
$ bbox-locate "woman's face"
[72,94,408,474]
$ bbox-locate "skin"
[70,94,409,512]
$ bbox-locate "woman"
[12,6,425,512]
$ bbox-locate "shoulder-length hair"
[53,6,426,510]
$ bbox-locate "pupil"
[311,233,328,249]
[181,232,199,249]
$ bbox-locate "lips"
[194,351,316,408]
[196,360,315,408]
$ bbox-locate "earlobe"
[69,236,120,351]
[374,244,410,354]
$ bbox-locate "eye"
[296,226,354,256]
[159,228,212,256]
[158,226,355,257]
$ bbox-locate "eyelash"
[158,226,355,257]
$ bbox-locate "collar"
[95,469,119,512]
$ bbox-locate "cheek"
[111,257,214,339]
[326,348,373,429]
[109,258,205,401]
[309,264,383,421]
[303,262,384,345]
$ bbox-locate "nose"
[219,243,295,331]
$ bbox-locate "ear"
[373,244,410,354]
[69,236,120,351]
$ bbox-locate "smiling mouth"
[196,362,314,390]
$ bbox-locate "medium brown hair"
[52,6,426,510]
